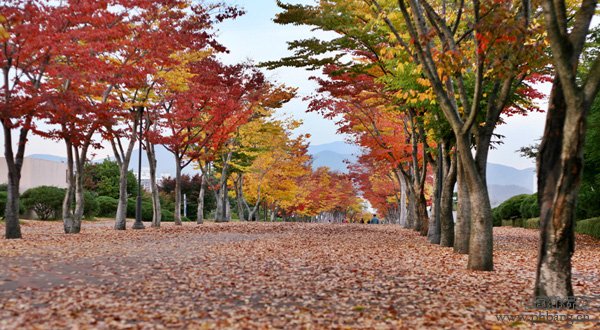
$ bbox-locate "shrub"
[83,160,137,199]
[126,199,153,221]
[575,217,600,239]
[160,209,191,222]
[96,196,118,217]
[0,191,7,218]
[496,194,530,220]
[21,186,65,220]
[83,191,99,218]
[524,218,540,229]
[161,209,174,221]
[519,194,540,219]
[492,207,502,227]
[501,218,524,227]
[0,184,7,192]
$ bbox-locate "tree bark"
[234,174,246,221]
[174,153,183,225]
[215,153,232,222]
[112,122,137,231]
[270,205,279,222]
[415,189,429,236]
[145,141,161,227]
[440,149,457,247]
[63,141,76,233]
[197,167,206,224]
[2,119,29,239]
[454,158,471,254]
[72,150,86,234]
[428,145,443,244]
[399,175,408,227]
[456,137,493,271]
[535,82,579,298]
[534,0,600,298]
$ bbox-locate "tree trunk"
[415,188,429,236]
[174,153,183,226]
[405,183,417,230]
[534,82,580,298]
[63,141,76,233]
[63,136,91,234]
[146,141,161,227]
[112,132,137,231]
[216,180,231,222]
[457,137,493,271]
[263,202,268,221]
[114,163,130,230]
[454,158,471,254]
[72,153,85,234]
[399,175,408,227]
[270,205,279,222]
[534,0,600,298]
[428,146,443,244]
[2,122,29,239]
[215,153,232,222]
[440,150,457,247]
[197,169,206,224]
[234,175,246,221]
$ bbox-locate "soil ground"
[1,220,598,329]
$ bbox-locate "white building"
[0,157,68,192]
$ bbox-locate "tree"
[83,160,137,199]
[535,0,600,298]
[241,120,311,221]
[38,1,125,233]
[1,1,59,238]
[21,186,65,220]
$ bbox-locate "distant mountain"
[28,146,198,178]
[27,154,67,163]
[311,151,357,173]
[308,141,361,173]
[308,141,363,157]
[487,163,535,192]
[489,184,533,207]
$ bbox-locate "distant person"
[370,214,380,224]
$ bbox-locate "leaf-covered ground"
[0,221,598,329]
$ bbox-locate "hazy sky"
[0,0,546,169]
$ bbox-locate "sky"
[0,0,546,170]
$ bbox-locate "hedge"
[96,196,119,217]
[576,217,600,239]
[501,218,524,227]
[21,186,65,220]
[519,194,540,219]
[126,199,153,221]
[524,218,540,229]
[0,191,6,218]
